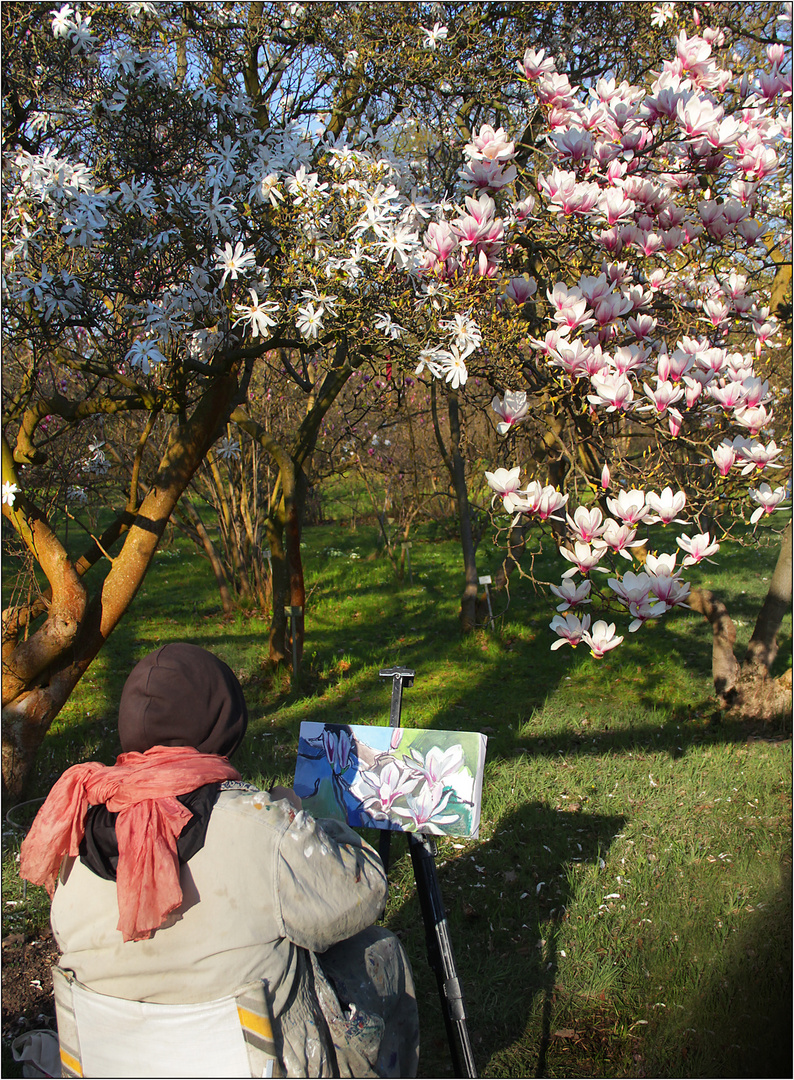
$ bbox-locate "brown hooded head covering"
[118,643,248,758]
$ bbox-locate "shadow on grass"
[637,865,792,1079]
[382,801,627,1078]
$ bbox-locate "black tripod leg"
[409,834,478,1078]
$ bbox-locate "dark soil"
[2,930,59,1074]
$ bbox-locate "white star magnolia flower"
[51,5,74,38]
[233,289,280,338]
[216,436,241,462]
[295,301,325,340]
[421,22,448,50]
[2,481,20,506]
[126,339,167,373]
[214,241,257,287]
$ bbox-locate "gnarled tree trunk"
[690,518,792,720]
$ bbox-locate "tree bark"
[742,518,792,678]
[689,517,793,720]
[1,368,241,801]
[688,589,742,707]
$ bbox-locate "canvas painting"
[293,723,488,838]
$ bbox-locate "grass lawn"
[3,509,791,1078]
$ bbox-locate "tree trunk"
[1,369,241,801]
[431,384,479,632]
[176,499,235,614]
[742,519,792,678]
[689,517,793,721]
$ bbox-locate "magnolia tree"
[1,0,791,797]
[430,10,792,712]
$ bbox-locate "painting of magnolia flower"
[294,723,488,838]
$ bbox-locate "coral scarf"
[19,746,240,942]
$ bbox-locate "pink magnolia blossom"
[550,612,590,649]
[484,466,523,511]
[559,541,607,577]
[645,552,678,576]
[647,573,691,613]
[491,390,529,434]
[566,505,605,543]
[549,578,592,611]
[749,483,788,524]
[627,596,660,632]
[467,124,516,163]
[503,275,537,305]
[587,371,634,412]
[597,519,644,560]
[737,439,784,474]
[520,47,555,81]
[606,489,651,526]
[536,486,569,521]
[734,403,774,436]
[712,440,737,475]
[644,486,687,525]
[607,571,652,606]
[582,620,624,657]
[676,532,720,566]
[641,378,685,415]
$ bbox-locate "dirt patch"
[2,931,59,1046]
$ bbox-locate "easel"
[378,667,478,1079]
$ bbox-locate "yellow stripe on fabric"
[59,1047,83,1077]
[237,1004,274,1040]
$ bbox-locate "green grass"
[2,511,791,1078]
